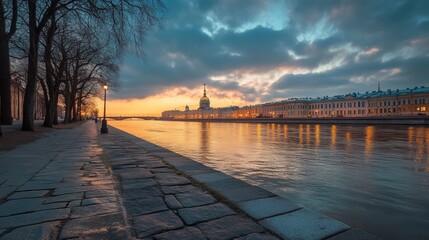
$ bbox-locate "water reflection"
[110,120,429,240]
[315,124,320,146]
[331,125,337,148]
[364,126,374,160]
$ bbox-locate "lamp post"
[101,83,108,134]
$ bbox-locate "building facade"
[162,86,429,119]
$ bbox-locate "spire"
[203,84,207,97]
[378,81,381,92]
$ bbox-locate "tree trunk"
[22,1,39,131]
[53,93,59,125]
[0,1,13,125]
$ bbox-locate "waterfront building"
[162,86,429,119]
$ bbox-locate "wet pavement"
[0,122,380,239]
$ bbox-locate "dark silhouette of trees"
[0,0,164,132]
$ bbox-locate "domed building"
[199,84,211,110]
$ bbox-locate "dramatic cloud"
[111,0,429,112]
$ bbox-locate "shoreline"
[109,124,381,239]
[160,116,429,125]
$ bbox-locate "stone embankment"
[0,122,380,239]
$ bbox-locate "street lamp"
[100,83,108,134]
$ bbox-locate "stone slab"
[71,202,120,218]
[84,189,116,198]
[178,203,235,225]
[0,198,67,217]
[124,197,168,216]
[161,185,201,195]
[218,186,275,203]
[7,190,49,200]
[122,186,163,200]
[116,169,154,180]
[205,178,252,192]
[44,192,83,204]
[133,210,184,238]
[175,191,216,208]
[153,226,206,240]
[121,178,158,189]
[164,195,183,209]
[60,213,129,239]
[235,233,280,240]
[327,228,381,240]
[197,215,265,240]
[191,172,231,183]
[0,208,70,229]
[259,208,350,240]
[0,221,61,240]
[154,173,191,186]
[82,196,117,206]
[238,196,302,220]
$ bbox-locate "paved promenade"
[0,122,380,239]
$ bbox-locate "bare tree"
[21,0,163,131]
[0,0,17,129]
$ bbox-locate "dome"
[199,84,211,110]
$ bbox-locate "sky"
[101,0,429,116]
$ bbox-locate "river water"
[110,120,429,239]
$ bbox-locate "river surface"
[110,120,429,240]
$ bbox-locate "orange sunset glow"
[97,86,256,116]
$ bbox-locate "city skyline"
[100,0,429,115]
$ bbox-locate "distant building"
[198,84,210,110]
[162,85,429,119]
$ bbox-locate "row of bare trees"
[0,0,163,136]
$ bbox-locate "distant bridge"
[98,115,160,120]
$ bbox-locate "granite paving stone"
[121,178,158,189]
[178,203,236,225]
[205,178,252,192]
[161,185,201,194]
[0,221,61,240]
[70,202,121,218]
[238,196,302,220]
[197,215,265,240]
[68,200,81,207]
[259,208,350,240]
[234,233,280,240]
[82,196,118,206]
[122,186,163,200]
[7,190,49,200]
[59,213,129,239]
[153,226,207,240]
[116,169,154,180]
[0,198,67,216]
[123,197,168,216]
[84,189,116,198]
[154,173,191,186]
[191,172,232,183]
[327,229,381,240]
[0,208,70,229]
[52,186,92,196]
[164,195,183,209]
[133,210,184,238]
[149,168,175,173]
[43,192,84,204]
[175,191,216,208]
[139,161,167,168]
[218,186,275,203]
